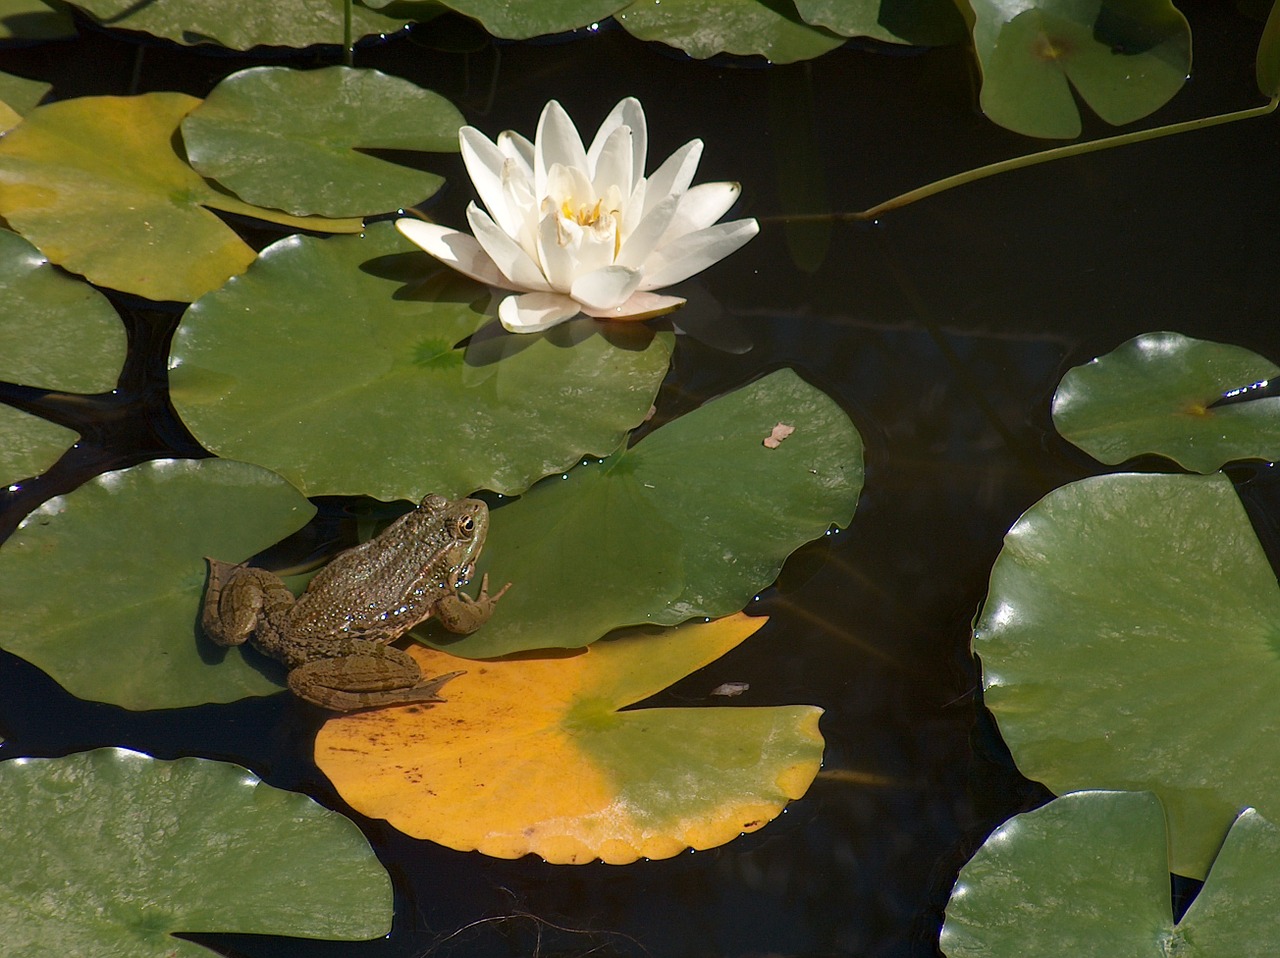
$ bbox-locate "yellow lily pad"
[315,614,824,864]
[0,92,362,302]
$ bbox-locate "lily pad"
[942,791,1280,958]
[65,0,411,49]
[0,92,362,302]
[1053,331,1280,474]
[967,0,1191,138]
[421,0,630,39]
[793,0,965,46]
[182,66,464,219]
[0,458,315,709]
[315,614,824,863]
[440,367,863,657]
[973,471,1280,879]
[168,222,673,502]
[616,0,846,63]
[0,404,77,484]
[1259,0,1280,97]
[0,229,125,393]
[0,748,391,956]
[0,0,73,40]
[0,70,50,131]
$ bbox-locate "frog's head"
[415,494,490,589]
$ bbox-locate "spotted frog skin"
[201,494,509,711]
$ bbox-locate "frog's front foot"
[287,642,464,712]
[436,573,511,634]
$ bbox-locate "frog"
[200,494,509,712]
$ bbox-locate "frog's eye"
[457,515,475,537]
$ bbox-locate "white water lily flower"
[396,97,759,334]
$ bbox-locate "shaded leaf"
[1258,0,1280,98]
[967,0,1191,138]
[942,791,1280,958]
[0,70,51,132]
[65,0,411,49]
[182,66,464,219]
[0,0,74,40]
[0,228,125,393]
[1053,331,1280,473]
[436,367,863,658]
[794,0,965,46]
[426,0,630,39]
[0,93,362,302]
[169,222,673,502]
[0,404,76,485]
[616,0,845,63]
[0,458,315,709]
[973,471,1280,879]
[0,748,391,956]
[315,614,824,863]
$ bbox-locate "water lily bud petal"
[499,291,582,332]
[535,100,589,196]
[590,125,634,202]
[587,97,646,193]
[496,129,534,173]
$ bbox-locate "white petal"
[534,100,589,197]
[570,265,642,311]
[466,203,552,292]
[660,181,741,244]
[497,129,534,174]
[500,162,540,257]
[616,193,678,269]
[620,178,647,242]
[395,219,522,291]
[643,139,703,217]
[639,217,759,290]
[579,290,686,321]
[587,97,646,192]
[536,210,581,291]
[590,125,633,201]
[498,291,582,333]
[458,127,524,238]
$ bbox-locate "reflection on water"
[1,5,1277,956]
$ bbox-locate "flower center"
[562,198,606,227]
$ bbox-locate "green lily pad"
[65,0,411,49]
[0,70,51,131]
[440,367,864,657]
[0,229,125,393]
[616,0,846,63]
[973,471,1280,879]
[181,66,464,219]
[942,791,1280,958]
[967,0,1191,138]
[0,0,74,40]
[0,92,363,302]
[0,458,316,709]
[0,748,391,955]
[1053,331,1280,474]
[1257,0,1280,98]
[168,222,673,502]
[417,0,630,39]
[793,0,965,46]
[0,404,77,484]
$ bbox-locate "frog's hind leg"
[286,642,464,712]
[201,559,294,648]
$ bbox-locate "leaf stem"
[771,98,1279,224]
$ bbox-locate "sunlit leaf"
[974,471,1280,879]
[0,0,74,40]
[0,404,76,485]
[0,458,315,709]
[0,229,125,393]
[0,748,391,956]
[1258,0,1280,98]
[0,93,362,302]
[315,614,824,863]
[437,367,864,657]
[942,791,1280,958]
[65,0,411,49]
[182,66,464,218]
[967,0,1191,138]
[417,0,630,39]
[169,222,673,502]
[616,0,846,63]
[0,70,51,132]
[1053,331,1280,473]
[794,0,965,46]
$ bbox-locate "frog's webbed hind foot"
[287,643,464,712]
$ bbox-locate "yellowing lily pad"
[0,70,51,131]
[182,66,464,218]
[0,748,391,956]
[967,0,1191,138]
[0,458,315,709]
[1053,331,1280,474]
[0,92,362,302]
[169,222,673,501]
[616,0,846,63]
[314,614,824,864]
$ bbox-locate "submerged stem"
[771,98,1279,224]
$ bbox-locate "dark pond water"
[1,4,1278,956]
